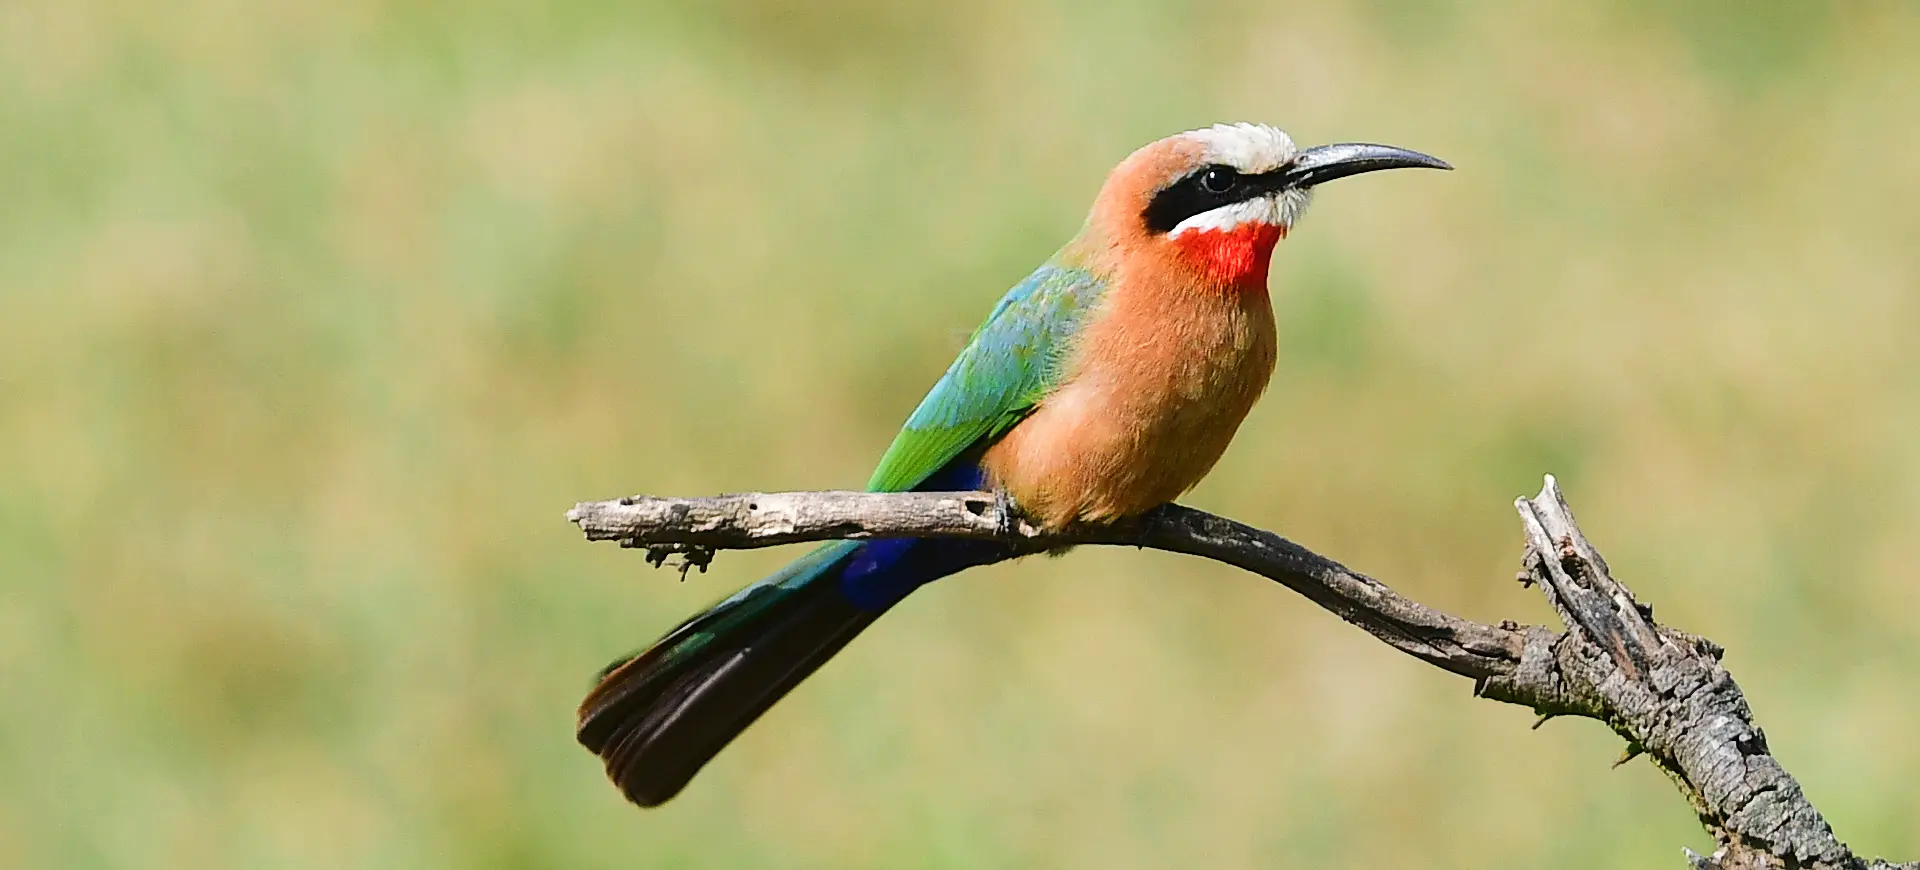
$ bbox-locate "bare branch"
[570,491,1523,679]
[567,479,1912,869]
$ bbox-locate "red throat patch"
[1172,223,1285,288]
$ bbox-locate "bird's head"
[1086,123,1449,287]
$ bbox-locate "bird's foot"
[992,489,1024,541]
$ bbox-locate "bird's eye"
[1199,167,1236,194]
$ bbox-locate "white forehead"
[1179,123,1297,174]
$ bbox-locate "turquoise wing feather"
[865,261,1107,494]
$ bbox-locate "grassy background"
[4,1,1918,867]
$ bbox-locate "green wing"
[865,262,1107,494]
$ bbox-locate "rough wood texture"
[568,476,1912,868]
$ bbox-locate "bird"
[577,122,1448,807]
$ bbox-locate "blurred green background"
[3,1,1917,867]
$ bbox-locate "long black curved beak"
[1279,143,1451,188]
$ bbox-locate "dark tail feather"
[576,541,878,807]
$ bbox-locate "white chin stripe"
[1168,189,1312,238]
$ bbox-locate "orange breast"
[981,273,1277,529]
